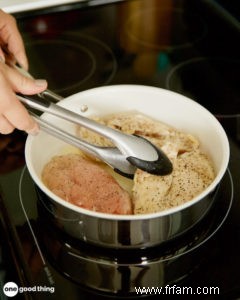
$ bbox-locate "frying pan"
[25,85,229,249]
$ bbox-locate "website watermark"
[3,282,55,297]
[135,285,220,296]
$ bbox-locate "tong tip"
[127,142,173,176]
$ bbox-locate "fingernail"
[35,79,47,87]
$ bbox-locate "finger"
[4,105,39,134]
[2,96,39,135]
[0,72,39,134]
[2,63,47,94]
[0,114,14,134]
[0,43,16,65]
[0,10,28,69]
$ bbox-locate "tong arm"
[17,94,159,161]
[18,94,173,176]
[30,112,136,178]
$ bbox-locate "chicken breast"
[77,111,199,153]
[132,169,173,214]
[133,150,215,214]
[42,153,132,214]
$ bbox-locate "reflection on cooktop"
[15,0,240,117]
[120,7,207,51]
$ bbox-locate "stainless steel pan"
[25,85,229,249]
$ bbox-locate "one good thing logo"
[3,282,18,297]
[2,282,55,297]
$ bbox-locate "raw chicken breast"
[42,154,132,214]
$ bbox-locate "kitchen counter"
[0,0,87,13]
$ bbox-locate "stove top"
[0,164,237,299]
[1,0,240,299]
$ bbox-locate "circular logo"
[3,282,18,297]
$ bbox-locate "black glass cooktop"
[1,0,240,299]
[15,0,240,117]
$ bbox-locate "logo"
[2,282,55,297]
[3,282,18,297]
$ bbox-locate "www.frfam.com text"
[135,285,220,295]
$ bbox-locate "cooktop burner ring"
[165,56,240,116]
[28,38,96,87]
[24,32,118,96]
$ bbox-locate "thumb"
[18,77,48,95]
[5,65,47,94]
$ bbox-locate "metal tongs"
[15,69,172,179]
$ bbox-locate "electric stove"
[1,0,240,299]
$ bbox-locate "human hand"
[0,9,47,134]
